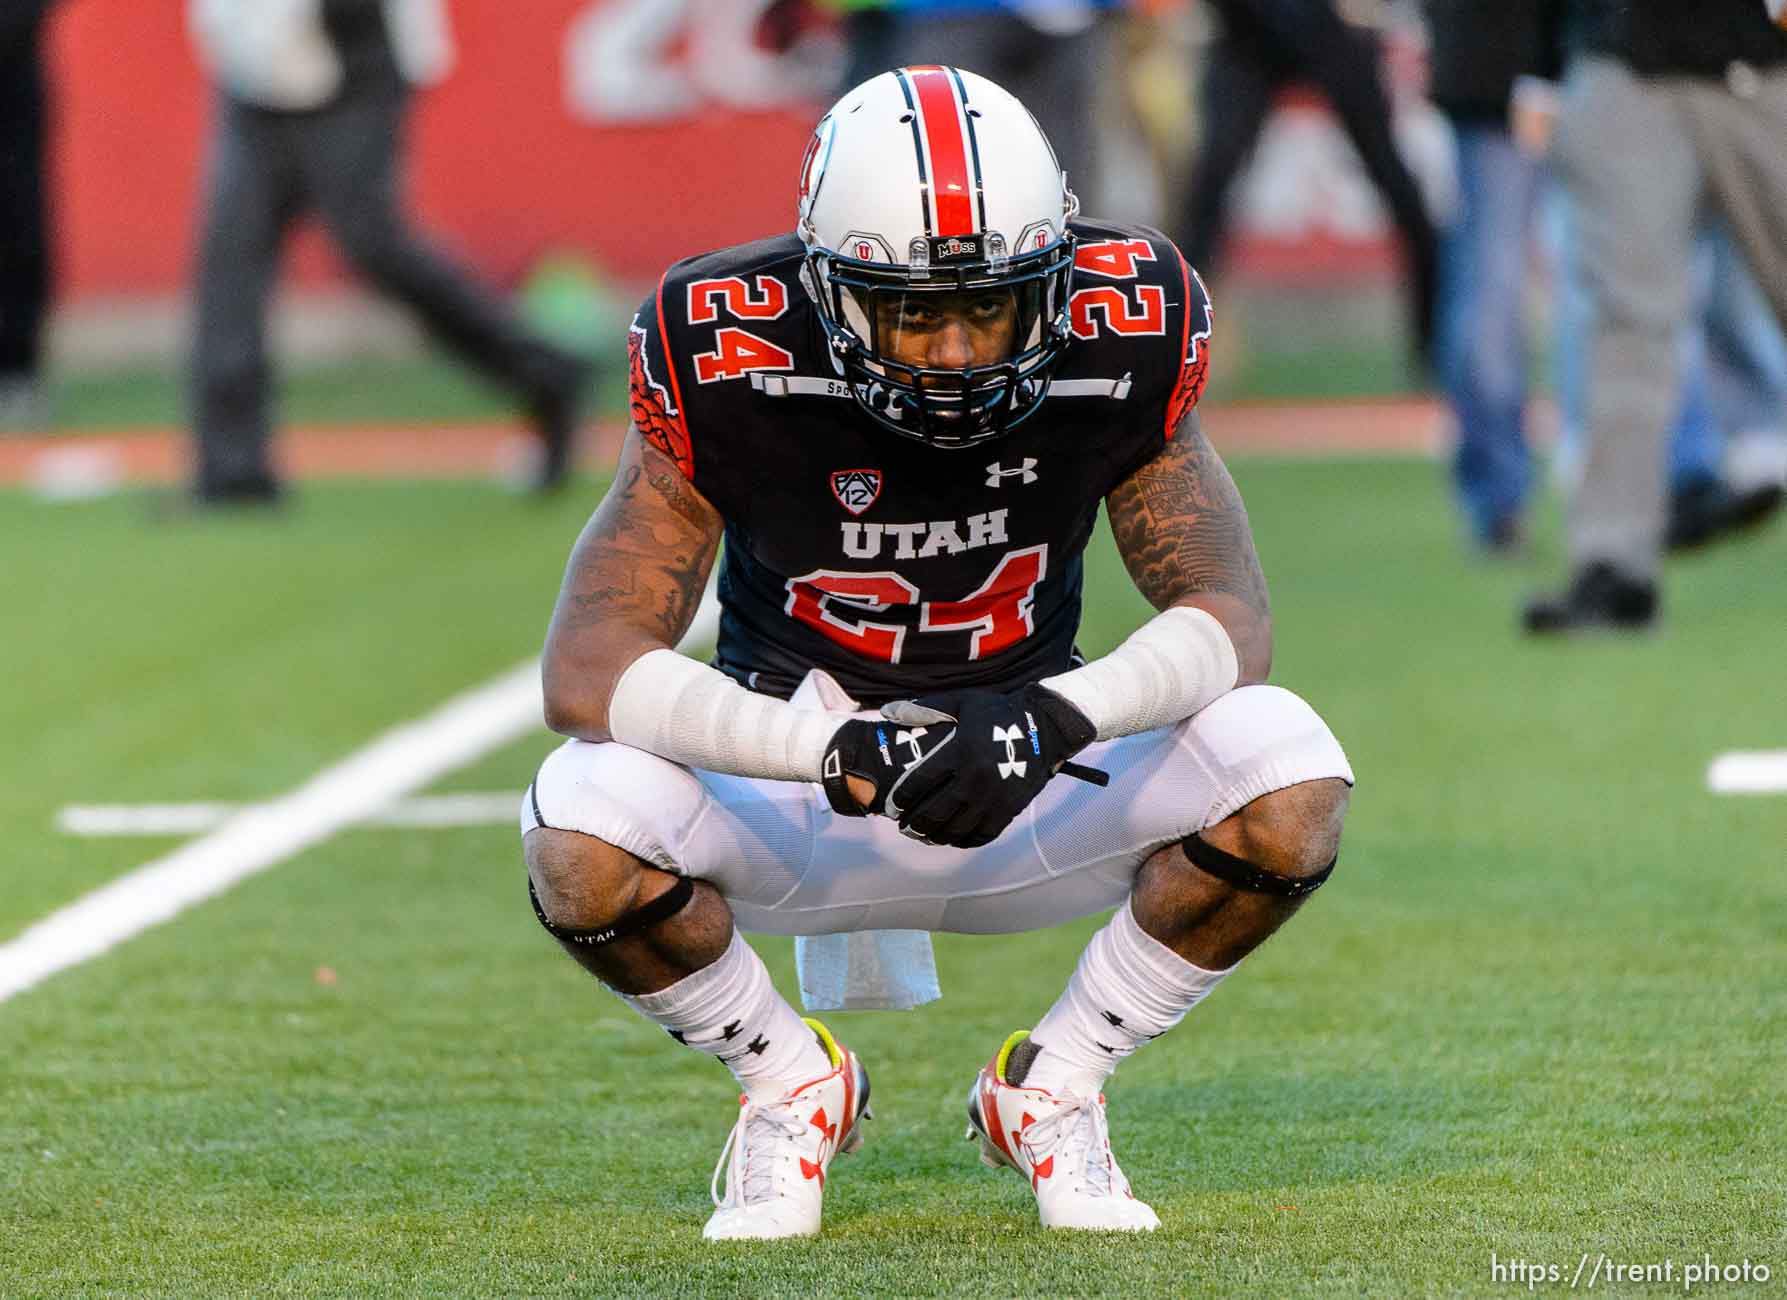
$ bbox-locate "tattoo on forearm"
[1106,419,1270,615]
[571,581,636,612]
[557,440,720,645]
[648,467,711,529]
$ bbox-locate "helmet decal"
[896,66,979,238]
[840,233,895,263]
[950,66,991,234]
[797,115,836,223]
[1016,221,1057,254]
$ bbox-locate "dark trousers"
[0,24,50,380]
[191,79,573,494]
[1178,0,1437,354]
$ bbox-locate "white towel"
[786,670,942,1013]
[797,929,941,1012]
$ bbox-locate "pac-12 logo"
[830,469,883,515]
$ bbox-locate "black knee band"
[528,873,695,947]
[1179,833,1335,898]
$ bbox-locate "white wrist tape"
[1039,605,1239,741]
[607,649,836,781]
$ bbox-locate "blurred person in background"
[1426,0,1786,557]
[1549,213,1787,551]
[1175,0,1440,365]
[828,0,1117,192]
[1523,0,1787,633]
[0,0,58,432]
[1424,0,1546,553]
[184,0,589,504]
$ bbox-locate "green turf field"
[3,461,1784,1298]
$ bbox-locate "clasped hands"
[821,683,1106,849]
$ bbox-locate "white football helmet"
[798,66,1080,448]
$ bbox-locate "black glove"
[820,713,956,817]
[875,684,1098,849]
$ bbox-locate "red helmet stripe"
[907,66,974,237]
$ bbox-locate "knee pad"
[1179,832,1335,898]
[528,870,695,948]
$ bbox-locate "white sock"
[624,931,832,1101]
[1024,898,1233,1096]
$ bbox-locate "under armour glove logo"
[896,728,933,766]
[821,718,950,817]
[872,685,1099,848]
[992,722,1029,779]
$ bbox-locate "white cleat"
[702,1018,871,1241]
[964,1029,1161,1232]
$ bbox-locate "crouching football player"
[521,66,1352,1238]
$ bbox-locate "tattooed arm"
[1104,409,1272,684]
[540,425,725,740]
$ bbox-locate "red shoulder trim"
[1165,255,1214,440]
[627,271,694,480]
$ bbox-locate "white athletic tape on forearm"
[1039,605,1239,741]
[607,649,836,781]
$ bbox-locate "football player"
[521,67,1353,1239]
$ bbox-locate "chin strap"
[528,873,696,948]
[1179,832,1335,898]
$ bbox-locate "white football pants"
[520,680,1352,937]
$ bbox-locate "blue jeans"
[1701,221,1787,446]
[1435,125,1541,540]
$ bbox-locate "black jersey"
[626,218,1213,708]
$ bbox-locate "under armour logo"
[985,458,1038,487]
[993,723,1027,779]
[1099,1009,1164,1041]
[895,727,930,767]
[720,1032,771,1064]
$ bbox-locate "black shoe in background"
[197,474,283,506]
[1666,478,1785,550]
[149,475,286,522]
[1522,561,1658,635]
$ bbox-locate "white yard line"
[1706,750,1787,795]
[59,793,525,836]
[57,803,244,837]
[0,661,542,1003]
[1,591,720,1004]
